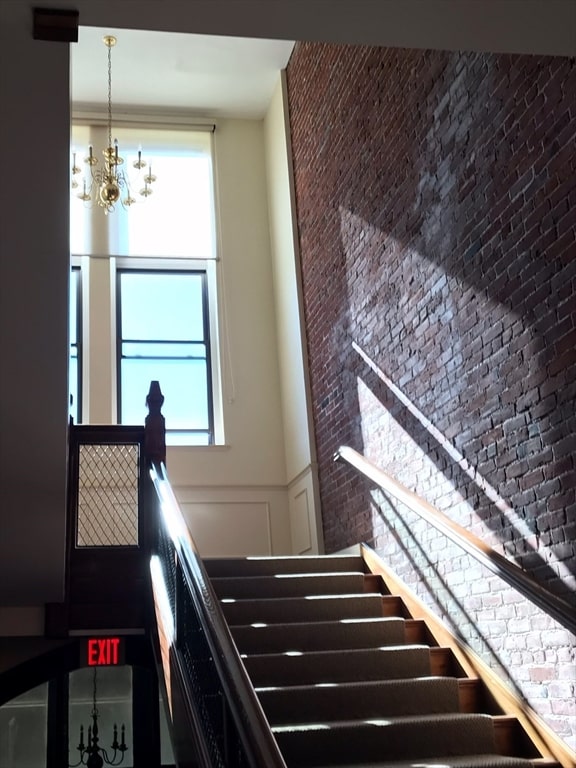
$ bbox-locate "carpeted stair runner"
[204,554,543,768]
[258,676,461,721]
[230,616,407,654]
[220,592,386,625]
[243,645,433,686]
[274,713,502,765]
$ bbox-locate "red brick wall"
[286,44,575,745]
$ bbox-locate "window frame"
[115,265,215,445]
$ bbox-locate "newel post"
[144,380,166,467]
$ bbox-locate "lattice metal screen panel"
[77,444,139,547]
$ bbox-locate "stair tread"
[231,616,403,630]
[205,555,365,577]
[231,616,407,652]
[257,676,462,721]
[256,674,457,692]
[306,756,538,768]
[244,642,430,661]
[274,712,499,764]
[273,711,496,730]
[222,592,383,602]
[213,571,365,580]
[212,572,367,598]
[221,592,387,624]
[244,644,433,685]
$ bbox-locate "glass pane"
[122,342,206,359]
[114,154,215,259]
[70,270,77,344]
[70,125,92,256]
[167,431,211,446]
[69,667,133,768]
[70,126,215,259]
[69,355,78,421]
[120,272,205,341]
[0,682,48,767]
[121,358,209,430]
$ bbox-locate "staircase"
[204,552,555,768]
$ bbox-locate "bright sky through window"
[118,271,213,445]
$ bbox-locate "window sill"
[166,443,230,451]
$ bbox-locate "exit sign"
[84,637,124,666]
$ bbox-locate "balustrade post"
[144,380,166,467]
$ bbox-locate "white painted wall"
[263,75,323,554]
[0,2,69,608]
[41,0,576,57]
[168,118,293,557]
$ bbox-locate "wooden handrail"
[150,463,287,768]
[335,445,575,635]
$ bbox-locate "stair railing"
[335,445,575,635]
[149,461,287,768]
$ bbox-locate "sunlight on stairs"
[204,554,552,768]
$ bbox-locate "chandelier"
[69,667,129,768]
[71,35,156,213]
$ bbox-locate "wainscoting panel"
[288,465,323,555]
[180,501,271,556]
[291,489,311,554]
[174,486,291,557]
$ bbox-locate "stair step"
[243,645,432,686]
[231,617,407,654]
[257,676,462,723]
[430,646,458,676]
[308,756,539,768]
[381,595,408,616]
[273,712,499,766]
[206,555,551,768]
[404,618,428,643]
[211,572,367,599]
[221,593,386,624]
[459,677,483,713]
[493,716,541,758]
[205,555,365,578]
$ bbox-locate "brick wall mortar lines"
[286,43,576,749]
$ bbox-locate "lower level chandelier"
[71,34,156,213]
[69,667,128,768]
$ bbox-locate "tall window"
[70,125,221,443]
[117,269,213,445]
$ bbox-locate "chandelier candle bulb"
[133,148,146,170]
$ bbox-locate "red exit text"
[86,637,123,666]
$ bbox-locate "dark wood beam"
[33,7,79,42]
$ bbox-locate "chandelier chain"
[92,665,99,719]
[107,42,113,150]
